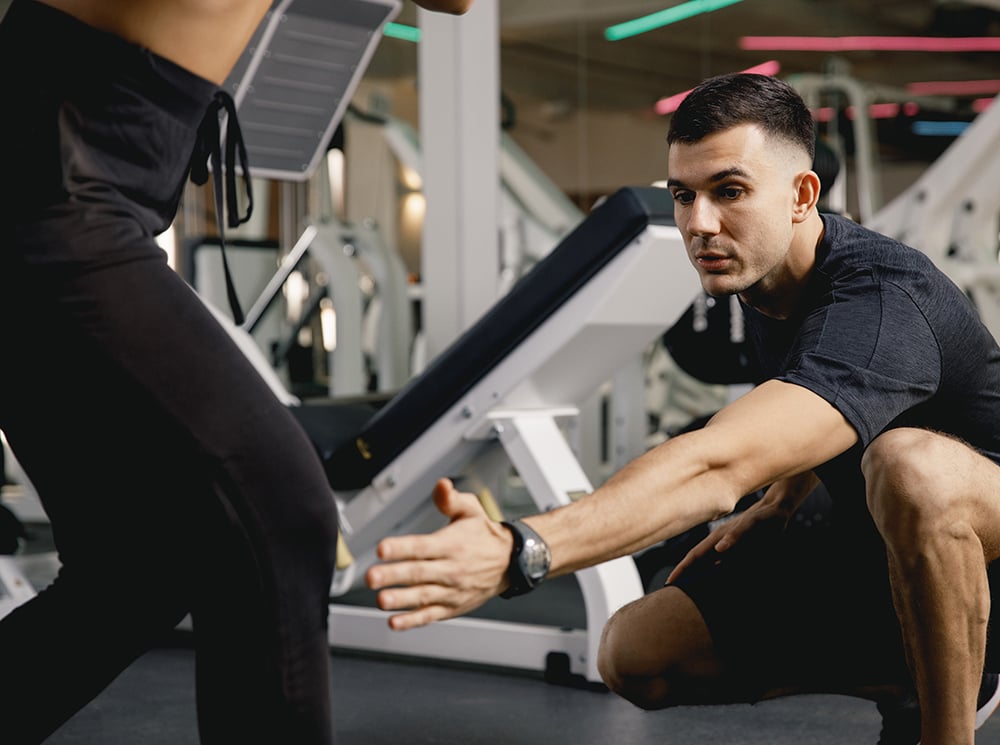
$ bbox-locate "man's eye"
[720,186,744,199]
[671,191,694,205]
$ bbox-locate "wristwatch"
[500,519,551,598]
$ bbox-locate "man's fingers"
[386,604,455,631]
[666,530,725,584]
[374,481,492,565]
[375,581,463,613]
[665,552,697,584]
[667,515,758,584]
[365,480,512,628]
[432,478,486,520]
[375,524,462,563]
[715,531,737,551]
[367,556,453,590]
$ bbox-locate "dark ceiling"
[369,0,1000,116]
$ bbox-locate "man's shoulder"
[818,213,938,284]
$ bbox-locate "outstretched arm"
[367,379,857,629]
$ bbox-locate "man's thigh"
[666,522,912,698]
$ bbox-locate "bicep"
[702,379,858,493]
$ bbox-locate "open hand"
[365,478,513,630]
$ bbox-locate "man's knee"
[598,587,721,710]
[598,600,667,709]
[862,428,974,542]
[862,428,949,484]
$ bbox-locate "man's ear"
[792,169,821,222]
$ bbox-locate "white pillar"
[418,0,500,360]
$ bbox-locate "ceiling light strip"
[740,36,1000,52]
[606,0,745,42]
[812,102,921,122]
[912,120,970,137]
[384,22,421,43]
[906,79,1000,96]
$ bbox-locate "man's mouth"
[694,252,731,271]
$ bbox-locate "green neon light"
[605,0,745,41]
[384,22,421,43]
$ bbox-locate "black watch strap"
[500,519,551,599]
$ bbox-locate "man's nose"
[686,196,720,238]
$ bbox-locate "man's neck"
[741,212,826,320]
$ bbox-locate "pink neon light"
[740,36,1000,53]
[813,107,835,122]
[907,80,1000,96]
[654,60,780,116]
[811,102,921,122]
[864,102,901,119]
[973,97,995,113]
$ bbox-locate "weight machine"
[868,97,1000,340]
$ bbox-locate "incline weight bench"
[0,497,33,621]
[280,186,700,682]
[0,554,33,622]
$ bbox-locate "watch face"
[520,536,551,580]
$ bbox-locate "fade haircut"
[667,73,815,161]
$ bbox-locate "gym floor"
[12,524,1000,744]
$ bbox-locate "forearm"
[523,379,853,579]
[524,430,744,578]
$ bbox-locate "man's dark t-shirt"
[743,213,1000,527]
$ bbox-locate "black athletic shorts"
[669,517,1000,699]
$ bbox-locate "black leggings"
[0,3,337,743]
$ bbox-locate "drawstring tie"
[190,90,254,326]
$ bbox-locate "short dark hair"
[667,73,815,161]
